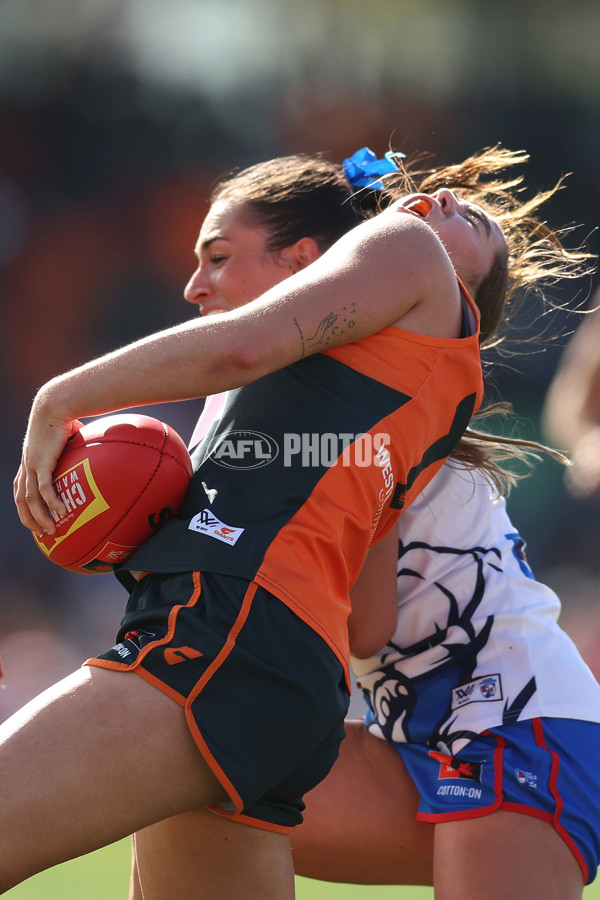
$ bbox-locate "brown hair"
[210,154,360,254]
[378,146,593,487]
[451,402,570,497]
[378,145,595,345]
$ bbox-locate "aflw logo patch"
[451,674,502,709]
[188,509,244,545]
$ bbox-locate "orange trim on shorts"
[133,665,187,706]
[86,574,278,823]
[182,577,260,815]
[130,570,204,666]
[85,655,188,706]
[84,571,204,689]
[207,804,295,835]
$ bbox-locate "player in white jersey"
[355,461,600,748]
[292,460,600,897]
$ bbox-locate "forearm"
[32,318,260,422]
[15,316,269,534]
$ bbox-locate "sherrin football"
[33,413,193,574]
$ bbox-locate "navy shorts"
[87,571,349,832]
[392,717,600,884]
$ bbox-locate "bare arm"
[15,210,459,533]
[348,528,399,659]
[543,308,600,449]
[542,306,600,497]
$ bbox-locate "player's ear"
[282,237,321,273]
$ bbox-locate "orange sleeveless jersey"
[124,290,483,685]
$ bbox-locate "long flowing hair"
[374,145,595,492]
[376,145,595,346]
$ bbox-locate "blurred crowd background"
[1,0,599,719]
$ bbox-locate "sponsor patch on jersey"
[188,509,245,545]
[451,674,502,709]
[124,629,156,651]
[430,750,483,783]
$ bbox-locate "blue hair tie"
[342,146,405,191]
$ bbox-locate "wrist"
[32,375,80,426]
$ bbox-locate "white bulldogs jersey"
[353,463,600,756]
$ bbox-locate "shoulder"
[334,206,453,276]
[319,206,461,326]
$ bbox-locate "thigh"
[95,572,348,828]
[401,717,600,885]
[434,810,583,900]
[0,666,225,891]
[292,719,434,885]
[132,813,295,900]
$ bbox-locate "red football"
[33,413,193,574]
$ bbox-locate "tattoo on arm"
[293,318,306,358]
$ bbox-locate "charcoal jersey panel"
[123,313,483,676]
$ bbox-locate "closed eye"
[463,206,491,237]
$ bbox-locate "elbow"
[348,622,394,660]
[207,333,272,389]
[229,344,266,383]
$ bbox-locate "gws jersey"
[123,295,483,684]
[354,463,600,754]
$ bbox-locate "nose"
[184,264,212,307]
[432,188,458,215]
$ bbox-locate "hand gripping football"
[33,413,193,574]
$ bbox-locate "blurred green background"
[4,839,600,898]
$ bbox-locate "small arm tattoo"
[293,317,306,357]
[303,304,357,353]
